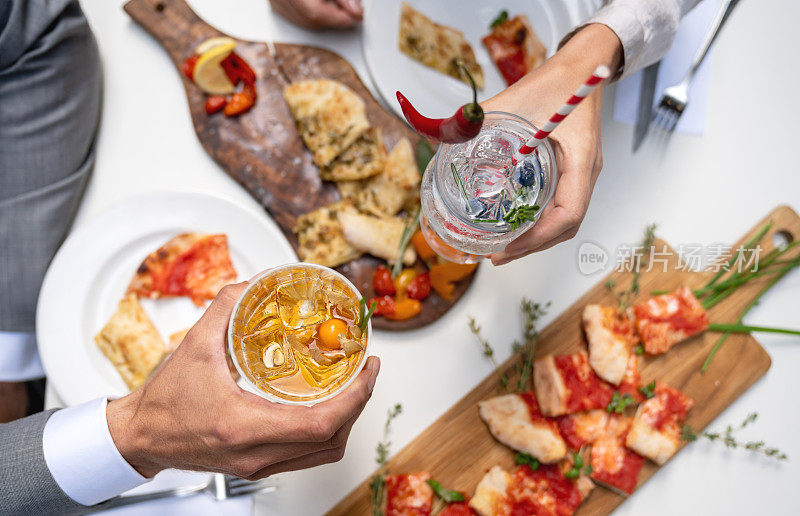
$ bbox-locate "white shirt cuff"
[42,398,147,506]
[0,331,44,381]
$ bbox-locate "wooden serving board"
[122,0,476,330]
[330,205,800,515]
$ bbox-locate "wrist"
[555,23,624,80]
[107,393,163,478]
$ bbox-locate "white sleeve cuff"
[0,331,44,381]
[42,398,147,506]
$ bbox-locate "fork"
[89,474,278,512]
[653,0,744,133]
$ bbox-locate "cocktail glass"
[228,263,370,405]
[420,112,557,263]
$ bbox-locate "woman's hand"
[269,0,363,30]
[484,24,623,265]
[107,282,379,479]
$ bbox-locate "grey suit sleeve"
[0,410,86,515]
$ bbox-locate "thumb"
[312,356,380,431]
[186,281,249,352]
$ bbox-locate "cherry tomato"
[220,51,257,85]
[205,95,227,114]
[224,82,257,117]
[181,55,199,80]
[385,298,422,321]
[393,269,417,297]
[406,272,431,301]
[368,295,395,317]
[373,265,396,296]
[317,318,348,350]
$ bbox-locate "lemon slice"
[193,41,236,95]
[195,36,235,55]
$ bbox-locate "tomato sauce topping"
[520,392,562,435]
[385,473,434,516]
[645,384,694,431]
[590,440,643,495]
[553,354,614,413]
[503,464,584,516]
[633,287,709,334]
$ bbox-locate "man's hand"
[484,24,623,265]
[269,0,363,30]
[107,281,379,480]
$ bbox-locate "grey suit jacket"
[0,410,85,515]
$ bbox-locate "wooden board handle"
[123,0,222,64]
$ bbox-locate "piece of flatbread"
[338,209,416,265]
[319,128,386,182]
[583,305,637,385]
[340,138,420,217]
[478,393,567,463]
[294,201,362,268]
[283,79,370,167]
[94,294,168,391]
[398,2,484,88]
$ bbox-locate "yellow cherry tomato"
[393,269,417,298]
[317,318,348,350]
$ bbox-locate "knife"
[632,61,660,152]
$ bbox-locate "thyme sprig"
[369,403,403,516]
[609,224,656,310]
[512,299,549,392]
[468,316,508,388]
[682,412,787,461]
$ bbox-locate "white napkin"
[613,0,721,136]
[99,470,255,515]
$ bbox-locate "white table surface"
[55,0,800,514]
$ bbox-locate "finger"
[194,282,249,335]
[248,356,379,442]
[333,0,363,19]
[245,445,347,479]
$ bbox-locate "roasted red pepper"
[182,54,199,80]
[406,272,431,301]
[396,62,483,143]
[373,265,396,296]
[224,82,257,116]
[220,52,256,85]
[204,95,227,114]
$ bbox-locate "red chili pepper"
[368,295,396,317]
[373,265,396,296]
[406,272,431,301]
[396,62,484,143]
[182,55,199,81]
[224,82,257,117]
[204,96,227,114]
[220,52,256,85]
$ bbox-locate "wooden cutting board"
[330,205,799,515]
[122,0,476,330]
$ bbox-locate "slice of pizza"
[632,286,709,354]
[127,233,237,306]
[385,472,434,516]
[398,2,484,88]
[470,463,593,516]
[582,304,638,385]
[625,382,695,465]
[94,294,168,390]
[556,411,644,495]
[294,201,362,268]
[533,352,615,417]
[482,14,546,86]
[283,79,370,167]
[319,127,386,182]
[478,392,567,463]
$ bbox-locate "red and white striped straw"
[517,65,611,156]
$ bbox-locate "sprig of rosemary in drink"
[681,412,787,460]
[359,297,377,332]
[369,403,403,515]
[503,204,540,231]
[468,316,508,388]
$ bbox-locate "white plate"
[363,0,585,120]
[37,191,297,407]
